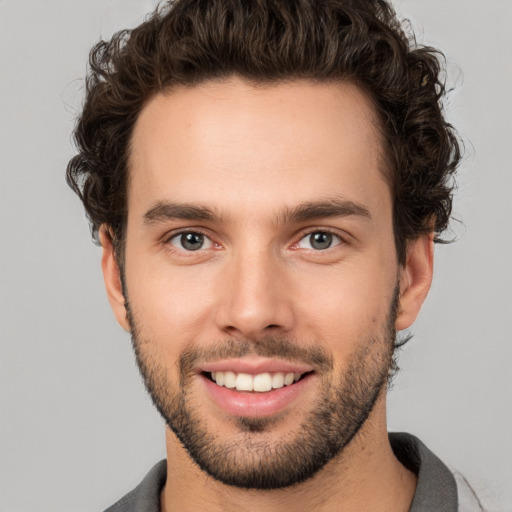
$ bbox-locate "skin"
[100,78,434,512]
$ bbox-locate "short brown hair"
[67,0,461,264]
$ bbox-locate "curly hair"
[66,0,461,265]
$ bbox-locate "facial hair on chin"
[125,286,399,490]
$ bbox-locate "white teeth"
[253,373,272,392]
[271,373,284,389]
[224,371,236,389]
[284,373,295,386]
[235,373,253,391]
[211,370,305,392]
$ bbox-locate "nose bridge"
[215,242,294,337]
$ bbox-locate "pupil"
[310,232,332,250]
[182,232,203,251]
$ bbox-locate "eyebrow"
[143,198,371,226]
[277,198,372,224]
[144,201,221,224]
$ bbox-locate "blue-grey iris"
[310,232,333,250]
[181,232,204,250]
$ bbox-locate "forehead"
[128,78,388,221]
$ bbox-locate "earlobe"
[395,233,434,331]
[99,226,131,332]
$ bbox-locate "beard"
[125,287,399,490]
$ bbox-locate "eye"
[297,231,342,251]
[168,231,213,251]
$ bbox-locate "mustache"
[179,336,333,376]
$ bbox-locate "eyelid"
[291,227,348,250]
[163,228,219,251]
[161,226,349,253]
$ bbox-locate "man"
[66,0,481,510]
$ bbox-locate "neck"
[161,393,416,512]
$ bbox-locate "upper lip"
[198,357,315,375]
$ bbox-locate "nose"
[214,247,295,339]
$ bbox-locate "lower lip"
[200,373,314,418]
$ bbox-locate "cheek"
[125,257,218,345]
[292,261,397,349]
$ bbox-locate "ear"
[395,233,434,331]
[99,225,131,332]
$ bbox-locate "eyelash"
[292,229,344,251]
[163,228,347,253]
[164,229,219,252]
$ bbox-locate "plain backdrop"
[1,0,511,511]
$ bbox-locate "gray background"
[1,0,511,510]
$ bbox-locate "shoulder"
[389,432,483,512]
[103,460,167,512]
[452,471,485,512]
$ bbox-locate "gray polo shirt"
[104,432,480,511]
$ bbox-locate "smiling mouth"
[204,371,313,392]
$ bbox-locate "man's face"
[105,79,421,489]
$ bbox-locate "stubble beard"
[125,289,399,490]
